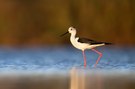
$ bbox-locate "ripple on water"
[0,46,134,72]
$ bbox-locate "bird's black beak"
[60,31,69,37]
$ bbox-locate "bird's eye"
[70,28,72,30]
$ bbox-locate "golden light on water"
[0,69,134,89]
[70,67,86,89]
[70,68,135,89]
[70,67,104,89]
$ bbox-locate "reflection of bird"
[60,27,112,68]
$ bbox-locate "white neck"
[70,31,76,40]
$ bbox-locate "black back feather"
[78,38,112,45]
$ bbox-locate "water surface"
[0,46,134,72]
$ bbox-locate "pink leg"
[91,49,102,67]
[82,50,87,68]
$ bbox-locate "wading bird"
[60,27,112,68]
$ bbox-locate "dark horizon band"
[60,31,68,37]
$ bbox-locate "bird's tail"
[104,42,113,45]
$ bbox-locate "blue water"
[0,46,135,72]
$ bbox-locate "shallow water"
[0,46,134,72]
[0,46,135,89]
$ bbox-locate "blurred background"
[0,0,135,89]
[0,0,135,46]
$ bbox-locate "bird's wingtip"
[105,42,113,45]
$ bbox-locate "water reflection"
[70,67,135,89]
[0,73,69,89]
[0,68,135,89]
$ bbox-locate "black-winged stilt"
[60,27,112,68]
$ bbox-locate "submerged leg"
[91,49,102,67]
[82,50,87,68]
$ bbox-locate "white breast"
[70,37,90,50]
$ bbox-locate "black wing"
[78,38,105,45]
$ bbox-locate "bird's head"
[68,27,76,34]
[60,27,76,37]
